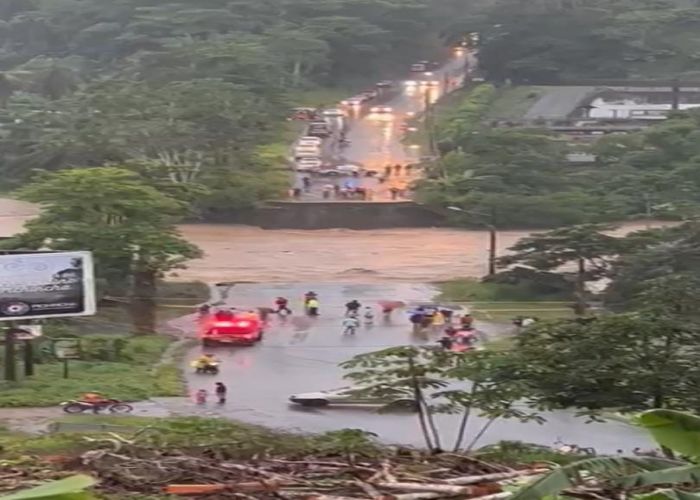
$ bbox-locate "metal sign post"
[3,327,16,382]
[52,338,81,379]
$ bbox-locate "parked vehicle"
[296,158,322,171]
[307,121,331,138]
[335,164,362,174]
[289,386,417,410]
[322,108,345,117]
[410,63,427,72]
[61,399,133,414]
[299,136,322,145]
[341,97,364,106]
[199,311,264,346]
[294,145,321,159]
[360,90,378,100]
[370,106,393,114]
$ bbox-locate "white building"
[587,97,700,120]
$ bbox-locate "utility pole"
[23,339,34,377]
[447,206,498,276]
[672,78,680,111]
[424,91,437,156]
[4,327,16,382]
[487,224,497,276]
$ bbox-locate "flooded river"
[1,197,668,283]
[176,221,666,282]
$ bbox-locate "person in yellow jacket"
[432,310,446,332]
[306,297,319,316]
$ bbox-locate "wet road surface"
[182,282,651,454]
[293,54,468,202]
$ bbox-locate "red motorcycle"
[60,399,133,414]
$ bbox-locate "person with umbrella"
[378,300,404,321]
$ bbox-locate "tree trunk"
[292,59,302,87]
[453,383,479,452]
[465,415,498,452]
[131,268,157,335]
[408,356,435,451]
[573,257,587,315]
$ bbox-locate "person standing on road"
[323,184,333,199]
[460,313,474,330]
[384,165,392,177]
[215,382,227,404]
[275,297,291,315]
[389,187,399,200]
[432,310,446,332]
[345,299,361,316]
[410,309,425,334]
[307,297,320,316]
[302,176,311,192]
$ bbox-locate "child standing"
[215,382,227,404]
[195,389,208,405]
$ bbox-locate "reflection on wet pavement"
[181,282,651,453]
[292,55,467,202]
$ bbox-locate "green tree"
[10,167,201,334]
[506,314,700,413]
[498,224,620,313]
[606,222,700,309]
[341,346,541,453]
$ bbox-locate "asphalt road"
[183,283,651,453]
[294,53,468,202]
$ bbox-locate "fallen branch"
[445,469,549,485]
[354,480,382,499]
[164,479,282,495]
[376,481,501,496]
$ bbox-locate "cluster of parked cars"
[340,80,395,108]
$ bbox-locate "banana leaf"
[511,457,682,500]
[0,474,97,499]
[634,489,700,499]
[616,464,700,489]
[636,410,700,459]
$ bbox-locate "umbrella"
[377,300,405,310]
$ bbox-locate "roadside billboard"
[0,251,95,321]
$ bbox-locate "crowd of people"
[291,162,418,202]
[407,306,480,352]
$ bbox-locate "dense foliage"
[0,0,463,210]
[419,87,700,228]
[464,0,700,83]
[4,167,201,333]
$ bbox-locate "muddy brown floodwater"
[0,198,669,283]
[177,221,667,283]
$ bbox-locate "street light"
[447,206,497,276]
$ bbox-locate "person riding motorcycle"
[194,354,218,370]
[79,392,111,413]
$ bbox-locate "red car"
[199,311,264,346]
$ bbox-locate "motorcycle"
[195,362,220,375]
[61,399,133,414]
